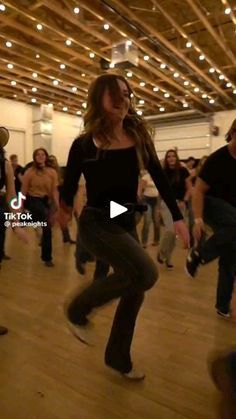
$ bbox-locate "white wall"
[52,111,83,166]
[0,98,33,165]
[0,98,83,166]
[0,97,235,165]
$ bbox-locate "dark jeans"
[75,218,110,280]
[0,206,5,263]
[68,207,158,373]
[141,196,160,245]
[200,196,236,313]
[26,196,52,262]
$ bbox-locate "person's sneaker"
[185,248,201,278]
[165,262,174,270]
[44,261,54,267]
[66,320,95,346]
[208,349,236,399]
[0,325,8,335]
[123,368,146,381]
[217,309,231,319]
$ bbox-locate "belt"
[85,203,148,214]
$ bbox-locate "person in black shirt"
[60,74,189,380]
[186,118,236,318]
[158,149,191,269]
[9,154,23,194]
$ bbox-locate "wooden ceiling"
[0,0,236,116]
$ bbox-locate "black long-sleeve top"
[61,134,182,221]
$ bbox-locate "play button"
[110,201,128,219]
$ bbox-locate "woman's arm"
[61,138,83,208]
[5,161,16,204]
[21,169,31,197]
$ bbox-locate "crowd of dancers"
[0,74,236,398]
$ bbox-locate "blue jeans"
[68,207,158,373]
[201,196,236,313]
[141,196,160,245]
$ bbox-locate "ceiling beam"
[152,0,234,105]
[185,0,236,66]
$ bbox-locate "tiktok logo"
[10,192,26,210]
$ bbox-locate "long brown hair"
[225,119,236,143]
[32,148,49,170]
[163,149,181,183]
[83,73,155,169]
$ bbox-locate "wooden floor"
[1,225,236,419]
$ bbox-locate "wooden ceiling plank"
[41,0,111,46]
[76,0,211,110]
[29,0,45,11]
[0,34,95,80]
[185,0,236,66]
[3,0,108,62]
[0,14,98,69]
[152,0,234,105]
[109,0,228,109]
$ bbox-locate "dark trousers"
[75,218,110,280]
[26,196,52,262]
[68,208,158,373]
[200,196,236,313]
[0,206,5,263]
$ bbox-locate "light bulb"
[32,87,37,92]
[164,93,170,98]
[63,107,68,112]
[173,72,179,78]
[153,87,159,92]
[184,80,190,86]
[36,24,43,31]
[53,80,59,86]
[139,99,145,104]
[209,68,215,73]
[194,87,200,92]
[202,93,207,98]
[127,72,132,77]
[32,72,38,78]
[225,7,231,15]
[11,80,16,86]
[109,63,115,68]
[6,41,12,48]
[65,39,72,46]
[104,24,110,30]
[60,64,66,69]
[31,98,37,103]
[7,63,13,69]
[137,110,143,116]
[219,74,225,80]
[186,41,192,48]
[209,99,215,104]
[74,7,80,14]
[36,54,40,59]
[139,81,145,87]
[199,54,205,61]
[0,4,6,11]
[183,103,188,108]
[144,55,149,61]
[226,82,232,88]
[89,52,95,58]
[160,63,166,69]
[72,87,77,92]
[159,107,165,112]
[76,110,82,115]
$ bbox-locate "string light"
[159,107,165,112]
[233,89,236,94]
[7,63,13,69]
[72,87,77,92]
[144,55,149,61]
[6,41,12,48]
[82,102,87,109]
[186,41,192,48]
[199,54,205,61]
[126,40,132,46]
[127,72,133,78]
[153,87,159,92]
[60,64,66,69]
[164,92,170,98]
[32,72,38,78]
[194,87,200,92]
[0,4,6,11]
[53,79,59,86]
[76,110,82,115]
[63,107,68,112]
[81,73,86,77]
[209,67,215,73]
[31,98,37,103]
[160,63,166,69]
[139,99,145,104]
[184,80,190,86]
[11,80,17,86]
[183,103,189,108]
[36,54,40,59]
[89,52,95,58]
[104,24,110,30]
[137,110,143,116]
[139,81,145,87]
[225,7,231,15]
[173,72,179,78]
[202,93,208,98]
[36,23,43,31]
[32,87,37,92]
[226,82,232,88]
[65,39,72,46]
[74,7,80,14]
[109,63,115,68]
[209,98,215,104]
[219,74,225,80]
